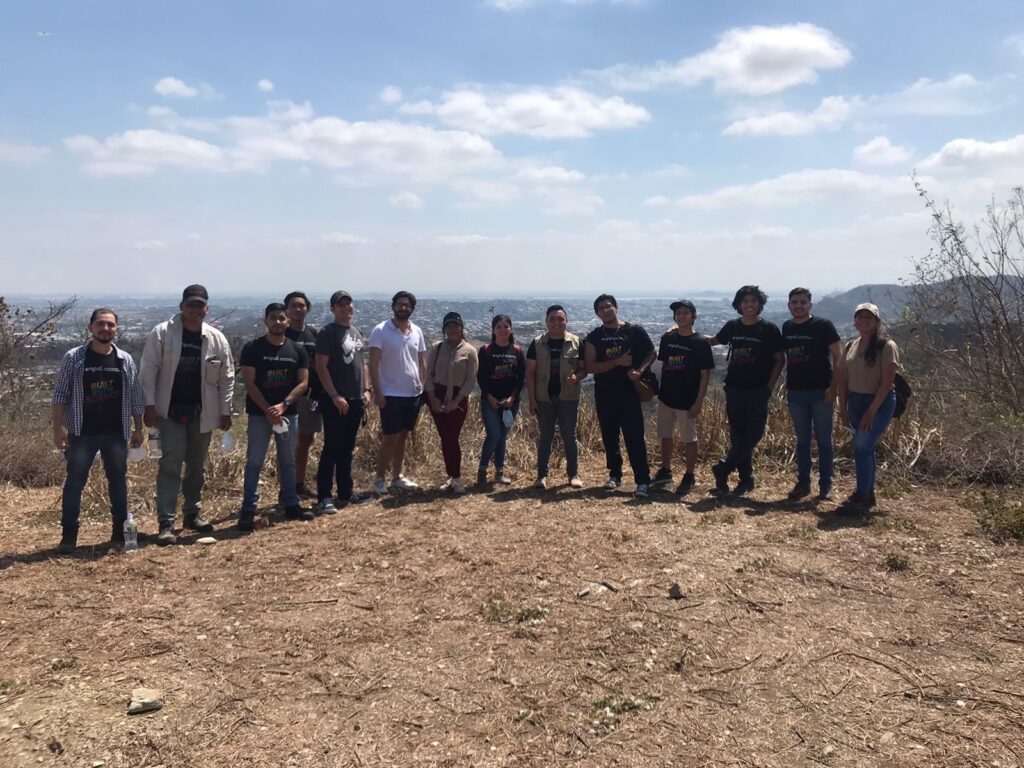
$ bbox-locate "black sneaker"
[676,473,695,495]
[285,505,315,521]
[787,481,811,500]
[347,491,373,505]
[57,529,78,555]
[183,513,214,533]
[818,484,834,501]
[110,523,125,547]
[476,467,489,486]
[733,478,755,496]
[156,526,177,546]
[711,464,730,494]
[238,511,255,532]
[651,467,673,488]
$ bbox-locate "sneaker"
[477,467,489,485]
[452,478,467,494]
[494,470,512,486]
[711,464,730,494]
[316,499,337,515]
[285,505,315,521]
[295,485,315,500]
[390,475,419,492]
[372,478,389,497]
[57,529,77,555]
[110,523,125,547]
[238,511,255,532]
[156,526,177,546]
[787,481,812,501]
[440,477,454,491]
[635,483,650,498]
[865,490,877,510]
[533,476,548,490]
[183,513,214,533]
[347,491,373,505]
[569,475,583,489]
[603,476,621,491]
[818,484,834,501]
[651,467,673,488]
[733,478,755,496]
[676,473,695,495]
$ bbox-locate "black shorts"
[380,395,423,435]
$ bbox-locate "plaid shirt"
[52,343,144,441]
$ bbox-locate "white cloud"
[400,85,649,138]
[872,74,994,116]
[920,134,1024,171]
[378,85,403,104]
[643,195,672,207]
[389,191,424,209]
[257,79,275,93]
[132,239,167,250]
[673,169,917,210]
[645,163,690,179]
[515,165,585,183]
[853,136,913,167]
[0,139,51,164]
[146,105,176,119]
[724,95,855,137]
[533,186,604,216]
[590,23,851,95]
[436,234,489,245]
[488,0,644,9]
[64,129,227,176]
[154,76,199,99]
[1004,33,1024,56]
[267,100,314,122]
[321,232,370,245]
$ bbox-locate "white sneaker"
[372,478,389,497]
[390,475,419,492]
[494,471,512,485]
[533,476,548,490]
[604,476,620,491]
[569,476,583,489]
[440,477,454,491]
[452,478,467,494]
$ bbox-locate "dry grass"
[1,398,1023,767]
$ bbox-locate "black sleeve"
[295,343,308,368]
[768,322,785,352]
[715,321,733,344]
[476,345,490,395]
[314,326,332,357]
[239,340,257,367]
[700,339,715,370]
[633,325,655,360]
[657,333,668,362]
[824,320,841,346]
[526,339,537,359]
[514,345,526,393]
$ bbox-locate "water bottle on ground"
[123,513,138,553]
[148,431,162,459]
[219,431,235,453]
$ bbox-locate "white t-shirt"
[368,319,426,397]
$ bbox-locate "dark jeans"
[846,390,897,495]
[479,398,519,472]
[317,399,364,500]
[429,385,469,478]
[716,387,771,482]
[787,388,835,487]
[536,398,579,478]
[61,433,128,532]
[595,386,650,484]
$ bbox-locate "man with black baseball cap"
[141,283,234,544]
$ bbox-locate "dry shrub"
[0,411,64,488]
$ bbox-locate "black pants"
[595,386,650,484]
[317,399,363,501]
[717,387,771,481]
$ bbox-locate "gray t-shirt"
[314,323,365,400]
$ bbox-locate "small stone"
[821,744,835,758]
[196,536,217,545]
[667,583,686,600]
[92,762,106,767]
[128,687,164,715]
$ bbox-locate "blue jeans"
[242,414,299,512]
[479,398,519,472]
[536,398,579,478]
[787,388,835,487]
[62,433,128,532]
[846,390,897,495]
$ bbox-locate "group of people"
[51,284,902,554]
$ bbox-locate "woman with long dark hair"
[836,303,900,511]
[425,312,478,494]
[476,315,526,485]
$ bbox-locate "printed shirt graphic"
[240,337,308,416]
[782,317,841,391]
[81,347,123,435]
[286,325,322,398]
[170,328,203,405]
[715,319,784,389]
[478,343,525,401]
[315,323,366,400]
[585,323,654,394]
[657,332,715,410]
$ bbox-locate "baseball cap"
[181,284,209,305]
[854,302,880,318]
[442,311,463,329]
[670,299,697,314]
[330,290,353,306]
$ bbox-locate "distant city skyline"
[2,1,1022,294]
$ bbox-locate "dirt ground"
[1,462,1022,768]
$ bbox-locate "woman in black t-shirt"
[476,315,526,485]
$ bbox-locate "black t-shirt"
[478,342,525,401]
[239,336,307,416]
[314,323,365,401]
[657,332,715,410]
[170,328,203,406]
[81,347,123,436]
[783,316,841,391]
[715,318,784,389]
[285,325,321,398]
[527,337,566,398]
[585,322,655,395]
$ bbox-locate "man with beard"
[52,309,145,553]
[283,290,322,500]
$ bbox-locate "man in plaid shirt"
[51,308,144,554]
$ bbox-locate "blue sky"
[2,0,1023,296]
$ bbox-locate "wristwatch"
[283,398,293,408]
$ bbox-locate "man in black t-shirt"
[584,294,656,496]
[653,300,714,495]
[238,303,310,530]
[283,291,322,499]
[783,287,842,501]
[708,285,784,495]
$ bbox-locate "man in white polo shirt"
[368,290,428,496]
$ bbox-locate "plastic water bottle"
[219,431,235,453]
[123,513,138,553]
[148,431,162,459]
